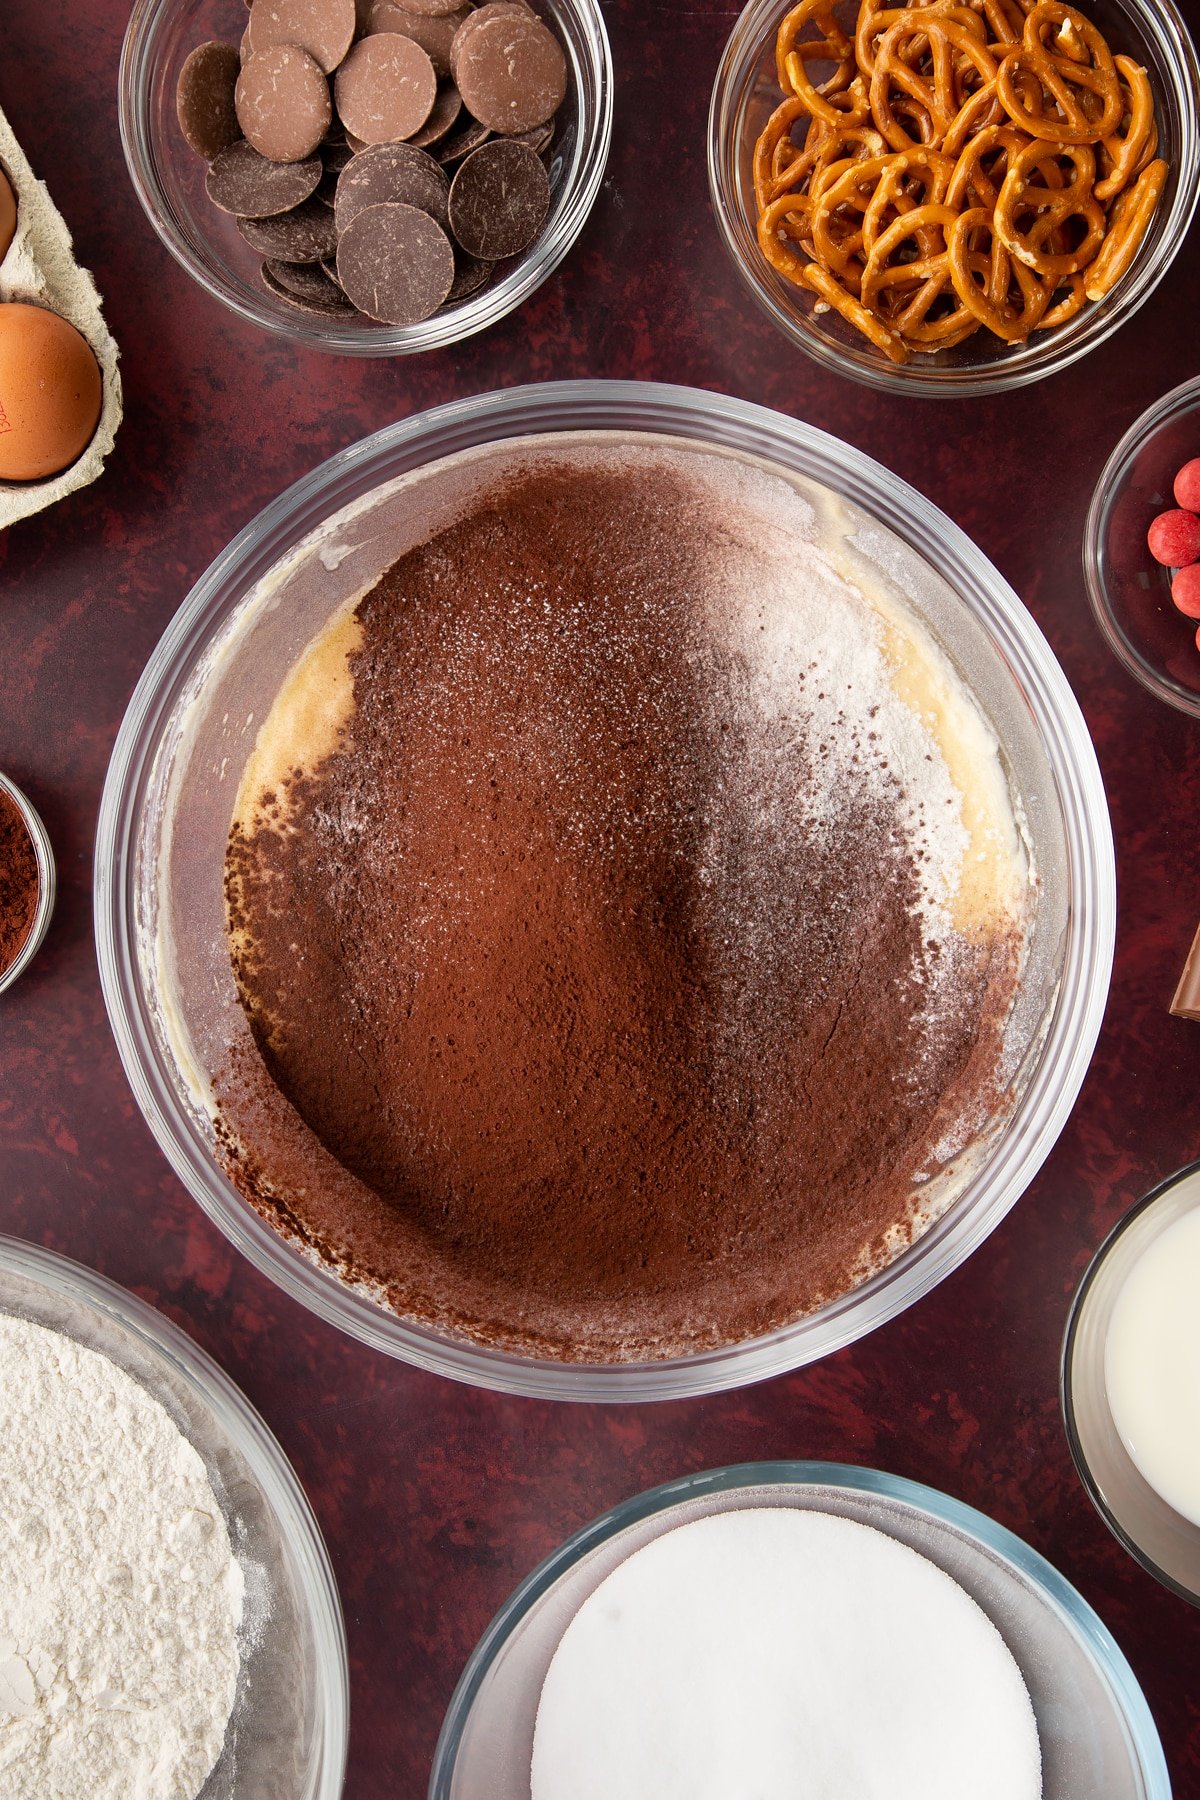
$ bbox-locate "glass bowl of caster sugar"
[0,1236,347,1799]
[432,1462,1170,1800]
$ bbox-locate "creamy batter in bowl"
[95,382,1114,1399]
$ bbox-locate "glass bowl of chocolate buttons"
[119,0,612,354]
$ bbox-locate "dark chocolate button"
[366,2,473,79]
[177,42,242,160]
[453,13,565,133]
[447,137,549,258]
[262,260,360,313]
[334,34,437,144]
[245,0,357,73]
[443,251,494,304]
[265,257,353,302]
[235,45,332,162]
[322,135,355,172]
[433,115,490,164]
[334,141,451,232]
[335,201,455,322]
[408,83,463,147]
[238,195,340,260]
[206,140,324,215]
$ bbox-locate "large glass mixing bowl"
[95,381,1114,1399]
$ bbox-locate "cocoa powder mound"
[0,788,39,976]
[219,456,1018,1359]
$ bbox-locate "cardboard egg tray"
[0,105,121,530]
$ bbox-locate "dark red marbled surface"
[3,1,1200,1792]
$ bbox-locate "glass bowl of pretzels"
[708,0,1200,393]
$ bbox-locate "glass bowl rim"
[1060,1153,1200,1609]
[117,0,614,358]
[428,1458,1170,1800]
[1082,373,1200,717]
[0,1231,350,1796]
[0,771,56,996]
[94,377,1116,1402]
[705,0,1200,398]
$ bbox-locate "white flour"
[0,1315,243,1799]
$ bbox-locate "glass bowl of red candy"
[1085,375,1200,715]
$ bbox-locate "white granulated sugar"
[531,1508,1042,1800]
[0,1315,243,1800]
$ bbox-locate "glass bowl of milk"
[1062,1161,1200,1606]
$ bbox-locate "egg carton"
[0,104,121,529]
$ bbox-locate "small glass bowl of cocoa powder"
[0,774,54,995]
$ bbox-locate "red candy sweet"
[1174,458,1200,513]
[1140,449,1200,657]
[1148,508,1200,568]
[1173,563,1200,619]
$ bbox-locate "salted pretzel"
[1095,55,1156,201]
[752,0,1165,363]
[994,139,1106,275]
[1084,156,1168,298]
[994,1,1124,141]
[870,15,999,150]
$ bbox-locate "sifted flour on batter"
[0,1315,243,1800]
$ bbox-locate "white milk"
[1105,1204,1200,1528]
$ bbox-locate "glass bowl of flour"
[430,1461,1169,1800]
[0,1235,348,1799]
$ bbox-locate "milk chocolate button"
[433,115,490,164]
[177,42,242,159]
[335,201,455,321]
[448,3,533,86]
[334,141,451,232]
[236,45,332,162]
[409,83,463,148]
[448,137,549,258]
[238,195,340,260]
[366,2,473,78]
[509,119,554,154]
[334,34,437,144]
[264,257,356,309]
[206,141,324,215]
[453,14,565,132]
[388,0,467,15]
[245,0,356,72]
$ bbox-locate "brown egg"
[0,167,15,261]
[0,303,102,482]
